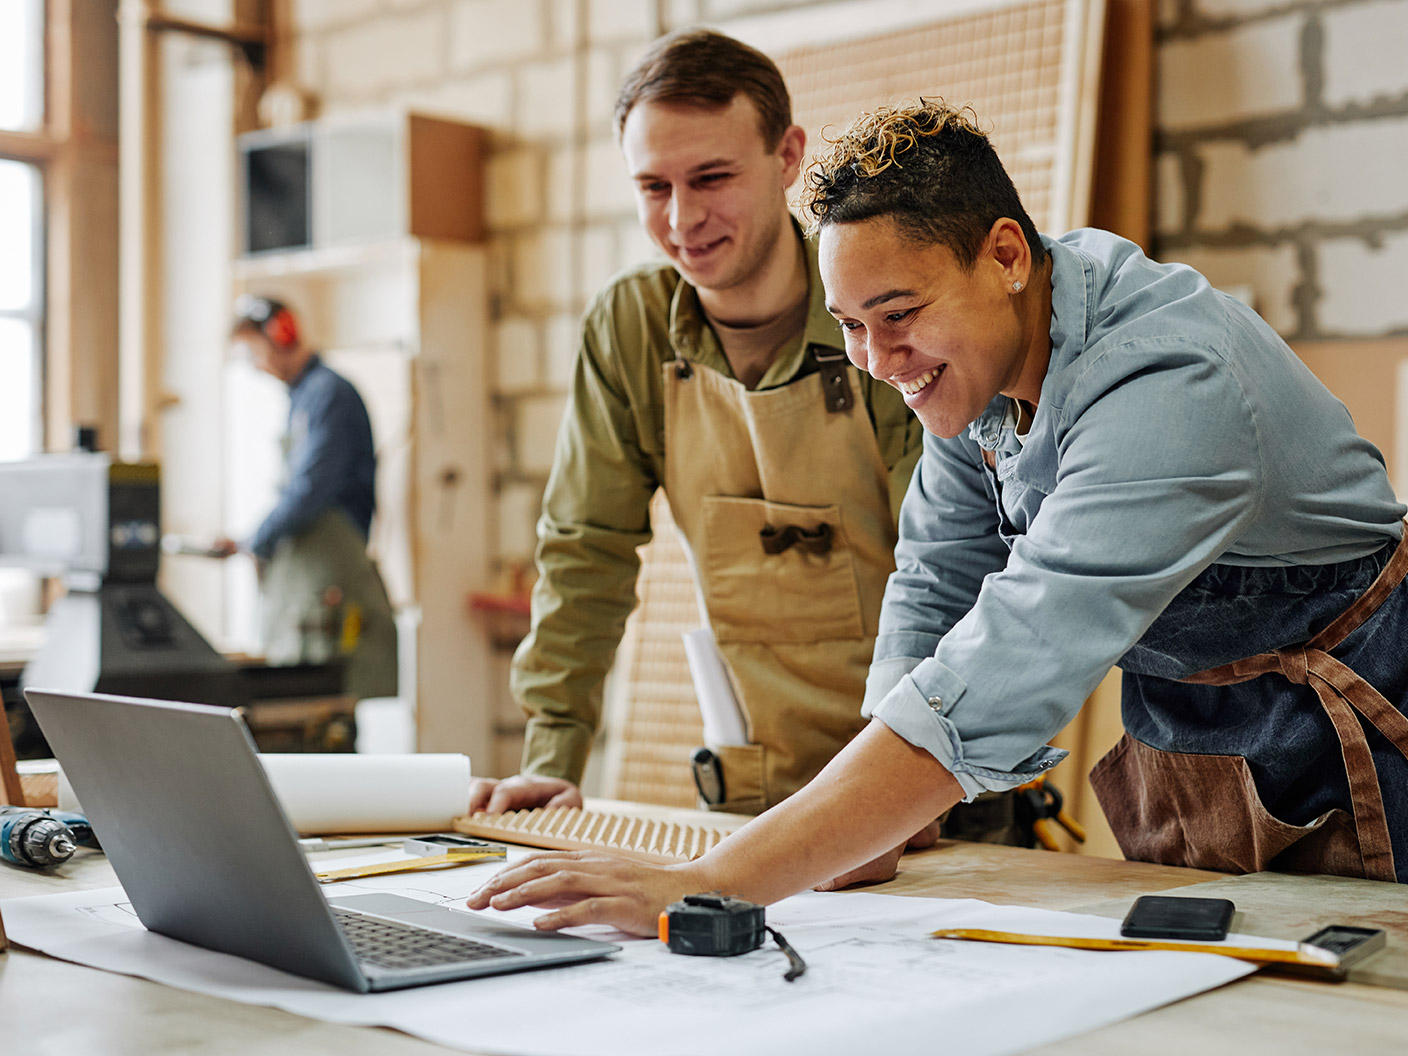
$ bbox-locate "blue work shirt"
[863,229,1406,799]
[247,355,377,562]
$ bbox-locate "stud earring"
[1012,281,1024,292]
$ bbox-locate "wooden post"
[0,698,26,808]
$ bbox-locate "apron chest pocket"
[700,495,865,644]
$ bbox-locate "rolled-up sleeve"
[866,338,1267,797]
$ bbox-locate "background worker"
[215,295,398,702]
[469,29,1032,851]
[468,100,1408,933]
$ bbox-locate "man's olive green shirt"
[513,232,924,783]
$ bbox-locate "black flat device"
[1120,895,1236,941]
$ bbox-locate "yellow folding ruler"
[314,835,506,884]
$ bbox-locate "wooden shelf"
[231,238,418,281]
[466,592,531,616]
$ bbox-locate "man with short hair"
[217,295,398,703]
[470,29,959,851]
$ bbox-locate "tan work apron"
[663,357,897,813]
[262,509,399,701]
[1091,528,1408,880]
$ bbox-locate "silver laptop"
[25,688,619,992]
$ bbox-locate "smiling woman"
[808,102,1054,439]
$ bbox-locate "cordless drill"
[0,806,98,868]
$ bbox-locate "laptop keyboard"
[332,907,525,971]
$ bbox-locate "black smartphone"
[1120,895,1236,941]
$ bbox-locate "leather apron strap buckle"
[760,522,833,556]
[811,346,853,413]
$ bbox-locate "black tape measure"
[658,893,807,981]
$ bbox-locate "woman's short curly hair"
[802,99,1045,270]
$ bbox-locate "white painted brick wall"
[663,0,701,29]
[1192,0,1293,19]
[1154,152,1185,236]
[704,0,813,18]
[323,9,449,99]
[516,57,577,138]
[450,0,548,70]
[397,70,514,126]
[492,394,515,476]
[1323,0,1408,109]
[618,217,660,271]
[584,136,636,217]
[1161,242,1301,334]
[545,311,582,389]
[545,146,577,224]
[517,393,570,473]
[494,317,543,391]
[496,479,548,562]
[619,37,654,77]
[1159,14,1303,131]
[490,654,523,726]
[588,0,656,43]
[1318,230,1408,335]
[294,33,326,99]
[546,0,581,51]
[1197,117,1408,230]
[577,223,618,301]
[293,0,381,32]
[511,226,574,309]
[587,48,623,131]
[487,149,544,228]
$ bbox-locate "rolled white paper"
[681,627,749,747]
[258,753,473,835]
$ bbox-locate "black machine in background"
[17,458,246,710]
[0,453,347,758]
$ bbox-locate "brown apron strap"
[1311,524,1408,652]
[811,346,854,413]
[1180,526,1408,883]
[1306,658,1400,880]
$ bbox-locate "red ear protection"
[264,307,299,348]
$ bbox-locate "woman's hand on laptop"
[466,851,702,938]
[467,775,584,814]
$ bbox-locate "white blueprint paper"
[3,848,1264,1056]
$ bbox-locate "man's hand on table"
[467,775,584,814]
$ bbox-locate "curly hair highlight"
[801,99,1044,271]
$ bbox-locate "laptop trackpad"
[328,893,611,955]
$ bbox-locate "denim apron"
[1090,529,1408,882]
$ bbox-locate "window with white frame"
[0,0,45,460]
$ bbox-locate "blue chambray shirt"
[862,229,1406,800]
[246,355,377,562]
